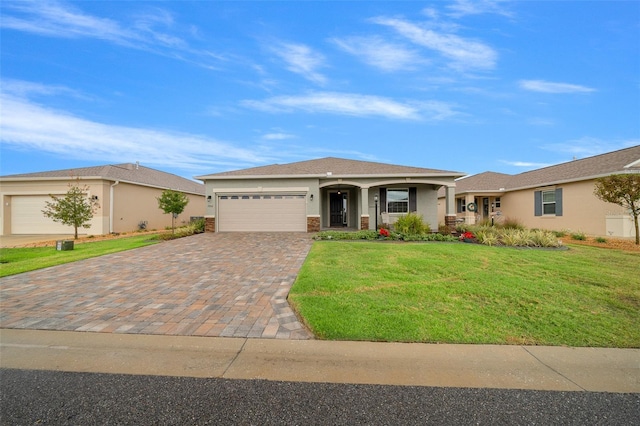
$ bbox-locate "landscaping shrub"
[394,212,430,235]
[571,231,587,241]
[595,237,607,243]
[475,229,500,246]
[499,217,525,230]
[313,230,457,242]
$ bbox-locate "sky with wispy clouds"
[1,0,638,180]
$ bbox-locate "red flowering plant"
[379,228,390,238]
[459,231,475,241]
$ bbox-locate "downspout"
[110,181,120,233]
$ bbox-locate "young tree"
[42,180,100,240]
[157,189,189,233]
[594,173,640,244]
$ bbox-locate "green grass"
[0,235,160,277]
[289,242,640,347]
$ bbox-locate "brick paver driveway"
[0,233,314,339]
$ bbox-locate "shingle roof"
[454,171,511,193]
[506,144,640,190]
[196,157,464,179]
[1,163,205,195]
[438,144,640,197]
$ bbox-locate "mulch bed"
[560,236,639,252]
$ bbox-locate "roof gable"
[197,157,464,179]
[1,163,205,195]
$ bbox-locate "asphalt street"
[2,369,638,425]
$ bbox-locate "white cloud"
[542,138,639,157]
[331,36,424,72]
[370,16,497,71]
[1,0,135,43]
[270,42,327,85]
[242,92,457,121]
[0,0,225,69]
[519,80,596,94]
[446,0,513,18]
[500,160,552,169]
[262,132,295,140]
[1,78,91,100]
[0,92,267,174]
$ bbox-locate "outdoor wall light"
[207,195,212,200]
[91,195,99,201]
[310,194,314,201]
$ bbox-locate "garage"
[11,195,74,234]
[217,194,306,232]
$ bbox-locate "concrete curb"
[1,329,638,393]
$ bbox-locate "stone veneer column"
[307,216,320,232]
[360,215,369,230]
[205,217,216,232]
[445,215,457,229]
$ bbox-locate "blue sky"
[1,0,638,181]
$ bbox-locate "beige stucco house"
[0,163,205,236]
[437,145,640,238]
[196,157,465,233]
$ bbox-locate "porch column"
[360,187,370,230]
[444,185,457,229]
[465,194,476,225]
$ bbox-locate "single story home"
[196,157,465,233]
[437,145,640,238]
[0,163,205,236]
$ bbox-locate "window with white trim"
[387,189,409,213]
[456,198,466,213]
[542,190,556,215]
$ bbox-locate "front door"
[330,192,346,226]
[482,197,490,219]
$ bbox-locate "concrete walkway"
[1,329,638,393]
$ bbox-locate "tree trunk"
[74,226,78,240]
[634,212,639,245]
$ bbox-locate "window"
[495,197,501,208]
[456,198,466,213]
[387,189,409,213]
[534,188,563,217]
[542,190,555,214]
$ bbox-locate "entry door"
[482,197,490,218]
[329,192,346,226]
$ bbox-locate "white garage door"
[218,194,307,232]
[11,195,75,234]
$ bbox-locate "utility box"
[56,240,74,251]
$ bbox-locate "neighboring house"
[437,145,640,238]
[0,163,205,236]
[196,157,465,233]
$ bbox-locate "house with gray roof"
[196,157,465,232]
[437,145,640,238]
[1,163,205,236]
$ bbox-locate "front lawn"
[0,235,160,277]
[289,242,640,347]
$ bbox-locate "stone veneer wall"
[205,217,216,232]
[307,216,320,232]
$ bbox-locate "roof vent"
[136,161,139,170]
[326,171,332,176]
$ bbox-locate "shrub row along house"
[0,163,204,236]
[437,145,640,238]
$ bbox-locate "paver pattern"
[0,233,314,339]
